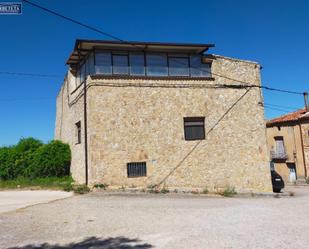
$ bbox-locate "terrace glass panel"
[113,54,129,75]
[95,52,112,74]
[168,57,190,76]
[190,55,211,77]
[146,53,168,76]
[130,53,145,75]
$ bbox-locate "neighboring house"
[55,39,272,192]
[266,108,309,183]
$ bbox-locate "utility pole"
[304,92,309,112]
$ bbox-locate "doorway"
[287,163,297,183]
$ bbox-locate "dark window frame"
[75,121,81,144]
[91,50,212,78]
[127,162,147,178]
[184,117,205,141]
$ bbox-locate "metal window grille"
[127,162,147,178]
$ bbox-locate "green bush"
[28,140,71,178]
[306,177,309,184]
[0,138,43,180]
[0,138,71,180]
[202,188,209,194]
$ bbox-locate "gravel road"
[1,186,309,249]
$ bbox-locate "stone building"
[266,108,309,183]
[55,39,272,192]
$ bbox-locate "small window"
[127,162,147,177]
[146,53,168,76]
[75,121,81,144]
[184,117,205,141]
[112,54,129,75]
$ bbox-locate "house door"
[287,163,297,183]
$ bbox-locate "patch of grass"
[160,187,169,194]
[93,183,108,190]
[202,188,209,194]
[0,176,73,191]
[72,184,90,194]
[147,184,160,194]
[306,177,309,184]
[220,186,237,197]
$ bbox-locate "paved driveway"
[1,186,309,249]
[0,190,73,214]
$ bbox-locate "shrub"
[0,138,43,180]
[93,183,108,190]
[160,186,169,194]
[306,177,309,184]
[202,188,209,194]
[220,186,237,197]
[73,184,90,194]
[27,140,71,178]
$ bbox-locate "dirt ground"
[0,190,73,214]
[0,186,308,249]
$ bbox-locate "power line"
[263,105,292,113]
[263,102,301,110]
[23,0,305,96]
[157,88,251,186]
[22,0,126,43]
[0,71,61,78]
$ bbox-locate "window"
[75,121,81,144]
[127,162,147,177]
[184,117,205,140]
[274,137,285,154]
[130,53,145,75]
[86,52,95,76]
[95,52,112,74]
[112,54,129,75]
[190,55,211,77]
[168,57,189,76]
[80,62,86,83]
[146,53,168,76]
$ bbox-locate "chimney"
[304,92,309,112]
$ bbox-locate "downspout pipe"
[83,79,89,185]
[299,123,307,178]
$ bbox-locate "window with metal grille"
[184,117,205,141]
[127,162,147,177]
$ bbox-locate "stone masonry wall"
[266,125,306,182]
[301,121,309,176]
[55,72,86,183]
[81,55,272,192]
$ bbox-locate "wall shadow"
[7,236,153,249]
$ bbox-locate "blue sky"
[0,0,308,146]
